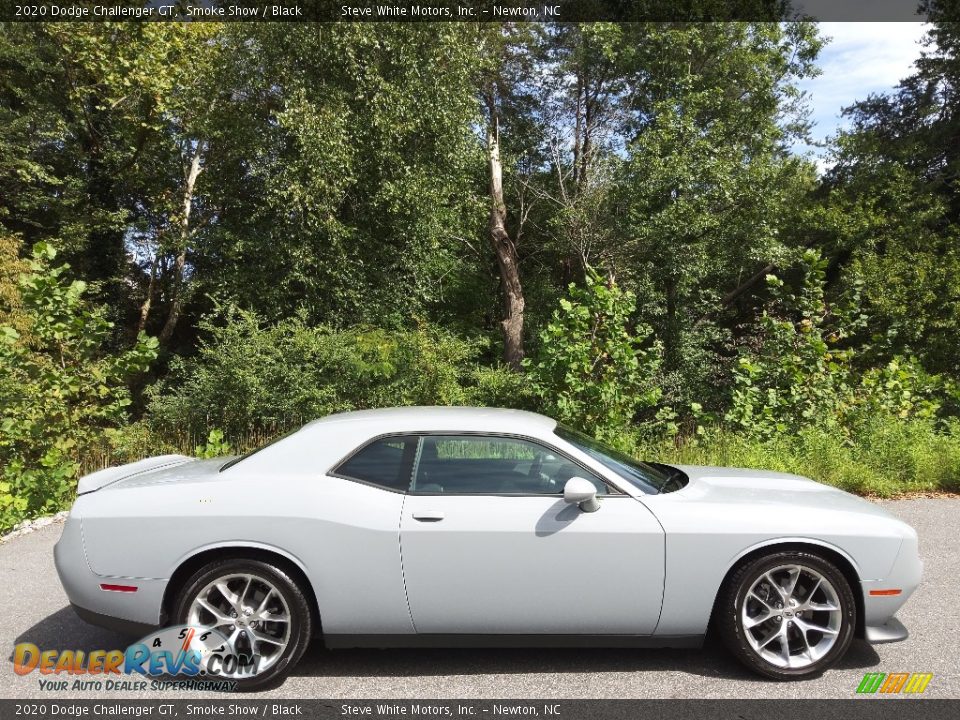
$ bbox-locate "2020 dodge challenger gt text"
[54,407,922,688]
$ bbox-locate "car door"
[399,434,665,635]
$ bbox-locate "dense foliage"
[146,309,524,442]
[0,243,156,528]
[525,271,660,442]
[1,15,959,532]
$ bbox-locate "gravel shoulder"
[1,499,957,699]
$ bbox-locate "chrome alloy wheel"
[741,564,842,670]
[187,572,291,677]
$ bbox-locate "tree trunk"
[159,144,203,345]
[485,94,525,370]
[664,274,679,367]
[136,253,158,334]
[572,71,583,189]
[579,88,592,195]
[692,261,776,328]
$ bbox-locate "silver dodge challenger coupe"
[55,407,922,688]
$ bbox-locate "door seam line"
[398,492,418,633]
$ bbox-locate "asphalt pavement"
[1,498,957,699]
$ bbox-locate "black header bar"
[0,0,943,23]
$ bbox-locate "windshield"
[554,425,685,495]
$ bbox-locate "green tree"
[610,23,823,408]
[198,24,486,331]
[0,23,490,350]
[0,243,157,529]
[820,14,960,378]
[0,24,205,327]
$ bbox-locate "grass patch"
[642,416,960,497]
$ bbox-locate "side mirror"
[563,477,600,513]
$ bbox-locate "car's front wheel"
[173,558,313,690]
[717,550,856,679]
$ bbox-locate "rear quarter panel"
[78,424,414,635]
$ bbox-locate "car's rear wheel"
[173,558,312,690]
[717,550,856,679]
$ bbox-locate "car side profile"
[55,407,922,688]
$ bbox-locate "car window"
[555,425,686,494]
[334,435,417,492]
[412,435,614,496]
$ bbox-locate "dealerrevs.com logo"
[856,672,934,695]
[12,625,262,691]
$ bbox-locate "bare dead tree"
[159,141,205,345]
[484,86,525,370]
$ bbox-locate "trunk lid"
[77,454,194,495]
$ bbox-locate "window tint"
[555,425,686,494]
[334,436,417,492]
[413,435,612,495]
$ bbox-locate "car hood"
[669,464,898,522]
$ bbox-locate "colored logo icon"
[856,672,933,694]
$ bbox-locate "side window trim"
[408,431,624,497]
[328,433,417,494]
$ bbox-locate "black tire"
[173,558,313,691]
[717,550,856,680]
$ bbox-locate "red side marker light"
[99,583,138,593]
[869,589,902,596]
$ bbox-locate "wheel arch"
[161,543,322,637]
[707,539,866,639]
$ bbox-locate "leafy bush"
[97,421,179,468]
[468,364,537,410]
[726,250,859,438]
[0,234,27,331]
[145,309,527,442]
[0,243,157,531]
[726,250,951,441]
[524,271,661,442]
[195,429,232,459]
[847,356,945,424]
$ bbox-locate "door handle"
[412,511,445,522]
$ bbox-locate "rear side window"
[333,435,417,492]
